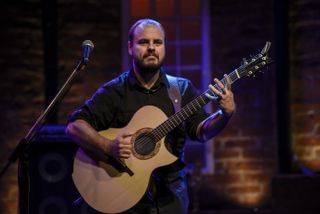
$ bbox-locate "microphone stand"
[0,58,90,214]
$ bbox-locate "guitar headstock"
[238,41,273,78]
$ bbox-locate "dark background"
[1,0,320,213]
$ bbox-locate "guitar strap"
[166,74,181,113]
[164,74,186,174]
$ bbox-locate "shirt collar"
[128,68,169,91]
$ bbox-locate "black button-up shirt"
[69,69,209,180]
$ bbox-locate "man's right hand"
[107,132,133,159]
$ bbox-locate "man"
[66,19,235,214]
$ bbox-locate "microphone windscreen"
[82,40,94,49]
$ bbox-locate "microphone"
[82,40,94,65]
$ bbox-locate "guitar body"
[72,105,178,213]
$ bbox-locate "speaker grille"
[19,125,103,214]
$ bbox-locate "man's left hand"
[207,74,236,117]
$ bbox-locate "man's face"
[128,25,165,73]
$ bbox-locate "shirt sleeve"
[67,85,117,131]
[180,79,210,141]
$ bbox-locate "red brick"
[293,146,312,157]
[243,173,273,183]
[293,136,320,170]
[294,136,320,146]
[242,148,276,159]
[219,160,275,172]
[205,174,242,184]
[214,148,241,159]
[315,148,320,157]
[224,138,258,148]
[226,185,261,194]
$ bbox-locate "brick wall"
[206,0,277,209]
[0,1,121,214]
[289,0,320,172]
[0,1,44,213]
[56,0,121,122]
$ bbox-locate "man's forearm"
[65,119,110,156]
[197,110,232,142]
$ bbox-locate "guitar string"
[133,70,241,151]
[132,55,267,153]
[133,94,209,151]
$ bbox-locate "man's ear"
[128,41,132,56]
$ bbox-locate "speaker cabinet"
[272,175,320,214]
[19,125,102,214]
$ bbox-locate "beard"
[134,54,164,74]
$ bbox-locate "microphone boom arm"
[0,55,90,179]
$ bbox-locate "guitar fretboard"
[140,42,272,143]
[150,69,242,142]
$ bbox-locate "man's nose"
[147,42,156,50]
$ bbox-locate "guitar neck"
[149,40,273,141]
[150,69,241,142]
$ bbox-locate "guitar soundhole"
[134,132,156,156]
[131,128,161,160]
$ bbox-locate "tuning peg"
[242,58,248,65]
[247,70,254,76]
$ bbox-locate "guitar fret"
[200,94,208,105]
[168,120,175,129]
[180,111,186,120]
[229,72,239,82]
[195,99,202,109]
[181,109,187,119]
[199,94,207,105]
[160,123,170,135]
[173,115,180,125]
[235,69,240,79]
[159,125,167,137]
[152,129,161,141]
[192,102,199,111]
[189,103,195,112]
[186,105,193,116]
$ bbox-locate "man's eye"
[138,40,149,44]
[154,40,163,45]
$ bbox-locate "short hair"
[128,19,165,42]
